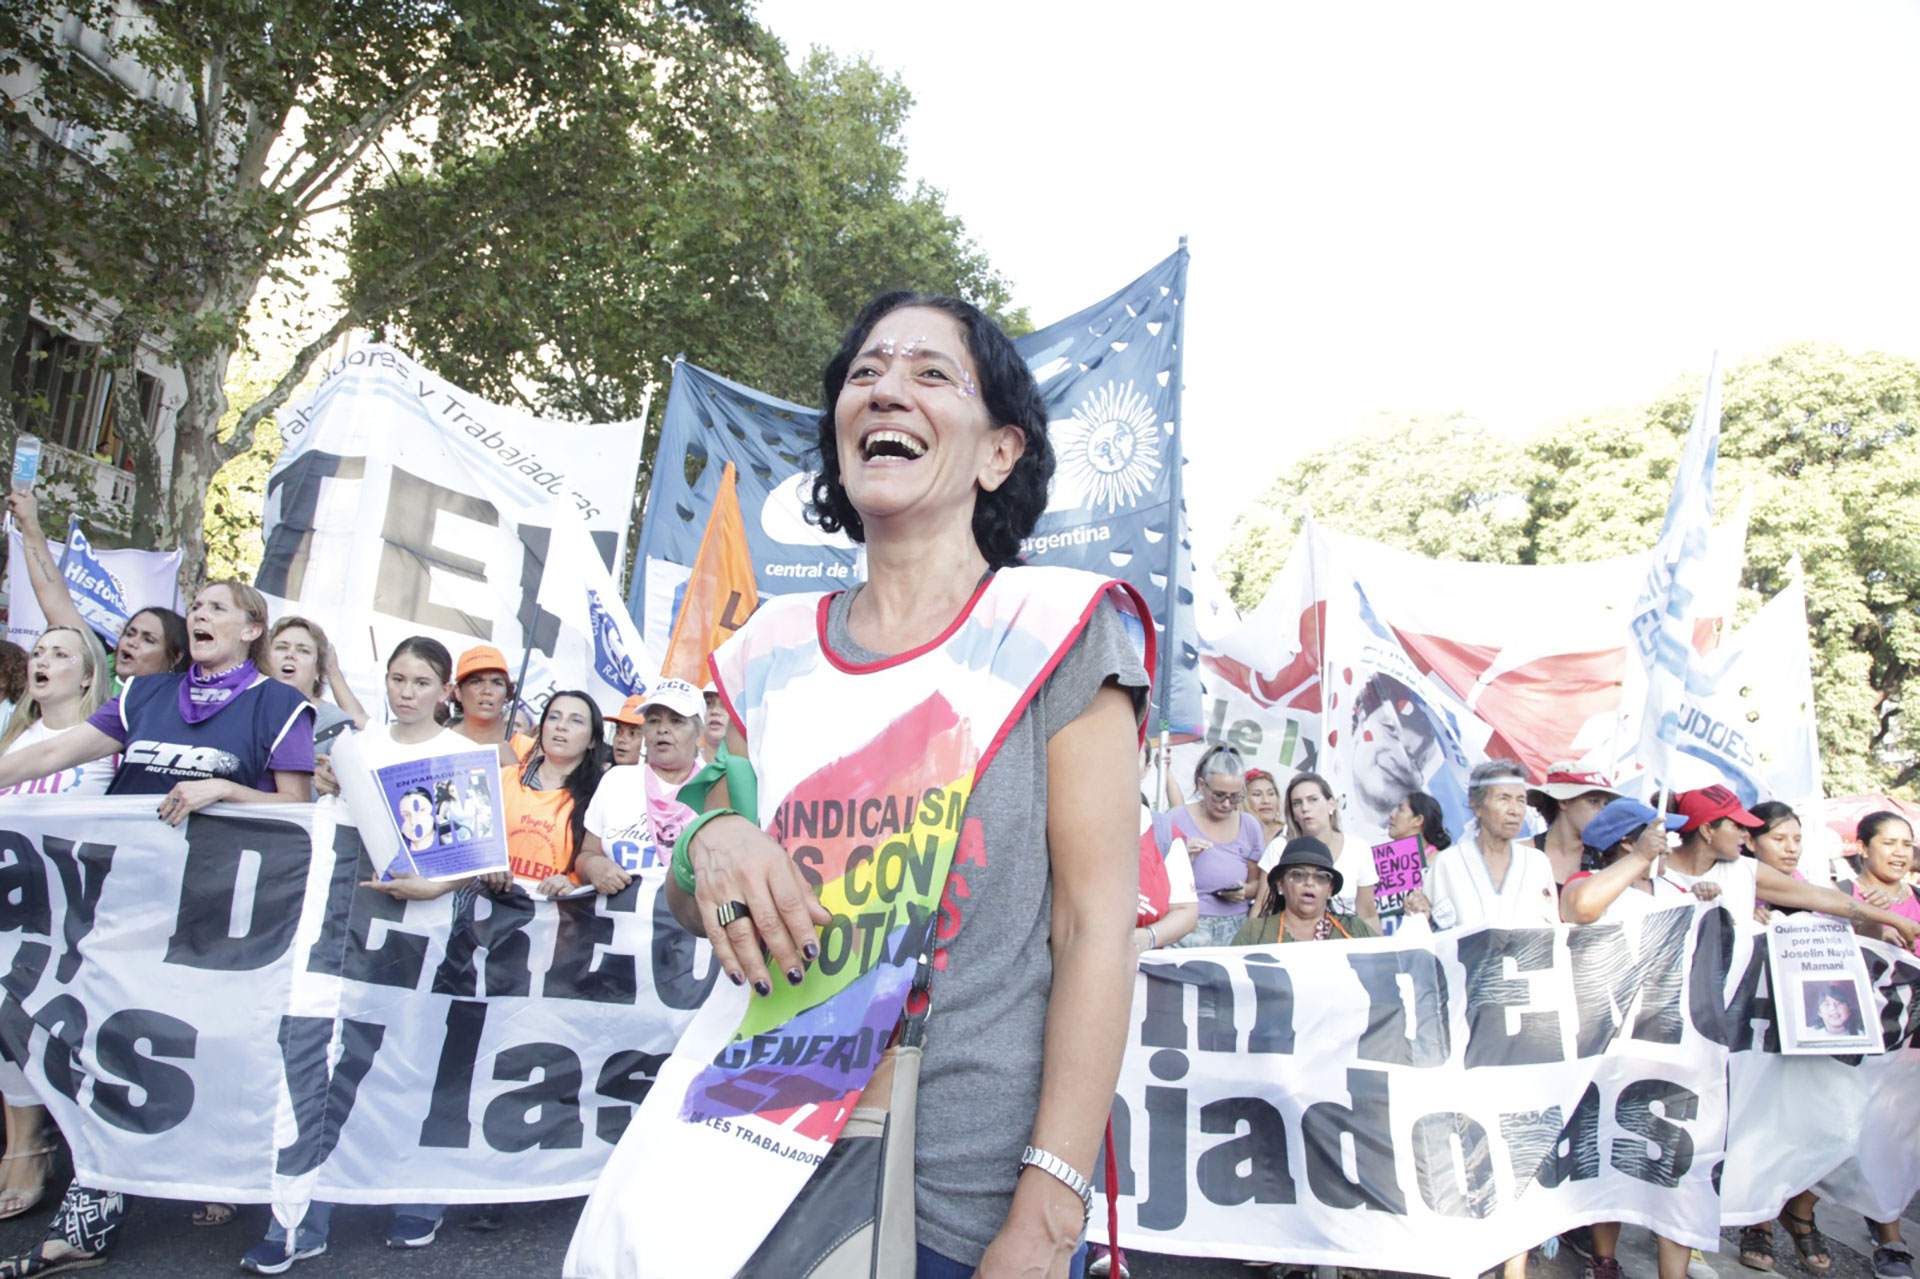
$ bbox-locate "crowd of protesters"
[0,497,1916,1278]
[1132,743,1920,1279]
[2,307,1918,1279]
[0,487,739,1274]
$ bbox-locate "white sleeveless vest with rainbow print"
[566,565,1151,1279]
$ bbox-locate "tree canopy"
[6,5,1019,585]
[348,47,1024,488]
[1218,343,1920,795]
[4,0,769,581]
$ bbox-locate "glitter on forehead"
[869,332,975,396]
[873,335,931,358]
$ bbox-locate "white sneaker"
[1688,1248,1716,1279]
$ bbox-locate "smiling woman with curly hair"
[574,292,1151,1279]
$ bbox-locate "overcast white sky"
[754,0,1920,563]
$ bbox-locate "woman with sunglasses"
[1158,745,1265,947]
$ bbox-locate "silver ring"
[714,900,750,928]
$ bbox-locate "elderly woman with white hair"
[1407,758,1560,931]
[1404,759,1560,1279]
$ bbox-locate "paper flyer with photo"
[375,748,509,880]
[1767,912,1883,1055]
[1371,835,1425,931]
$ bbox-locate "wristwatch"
[1020,1145,1093,1220]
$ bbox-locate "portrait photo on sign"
[374,748,510,880]
[1767,911,1884,1054]
[1801,979,1867,1039]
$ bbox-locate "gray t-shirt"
[824,584,1149,1264]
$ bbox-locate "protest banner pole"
[619,385,654,601]
[1304,509,1325,769]
[1153,236,1189,735]
[1156,728,1170,812]
[512,642,535,727]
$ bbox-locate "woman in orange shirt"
[500,689,608,894]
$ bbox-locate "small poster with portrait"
[375,748,510,881]
[1767,912,1883,1055]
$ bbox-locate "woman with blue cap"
[1560,797,1701,925]
[1560,797,1714,1279]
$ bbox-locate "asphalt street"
[0,1156,1908,1279]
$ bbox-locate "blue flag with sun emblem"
[1012,248,1196,734]
[629,247,1199,734]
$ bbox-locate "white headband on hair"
[1478,768,1528,787]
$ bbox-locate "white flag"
[6,532,182,649]
[1664,561,1823,818]
[1631,357,1723,788]
[529,505,660,716]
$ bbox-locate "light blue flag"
[1630,357,1722,788]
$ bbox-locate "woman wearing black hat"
[1233,837,1377,945]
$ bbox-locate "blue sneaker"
[240,1238,326,1274]
[386,1215,440,1249]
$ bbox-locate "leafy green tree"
[1220,344,1920,794]
[202,338,301,582]
[3,0,763,585]
[349,47,1025,498]
[1218,411,1534,603]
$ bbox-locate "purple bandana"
[177,660,260,724]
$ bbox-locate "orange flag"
[662,461,759,684]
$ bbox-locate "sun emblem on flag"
[1049,381,1162,513]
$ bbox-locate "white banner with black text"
[1104,906,1920,1276]
[0,796,712,1224]
[0,800,1915,1275]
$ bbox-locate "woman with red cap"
[1663,787,1919,945]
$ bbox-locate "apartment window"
[12,322,109,456]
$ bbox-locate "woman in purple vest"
[0,578,314,1274]
[0,578,313,811]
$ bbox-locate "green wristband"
[675,741,759,825]
[672,808,740,896]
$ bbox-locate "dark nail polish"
[786,967,804,986]
[753,979,771,997]
[726,970,744,987]
[802,942,819,962]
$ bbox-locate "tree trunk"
[167,339,236,592]
[105,323,166,550]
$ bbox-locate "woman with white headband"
[1404,762,1558,1279]
[1406,759,1560,931]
